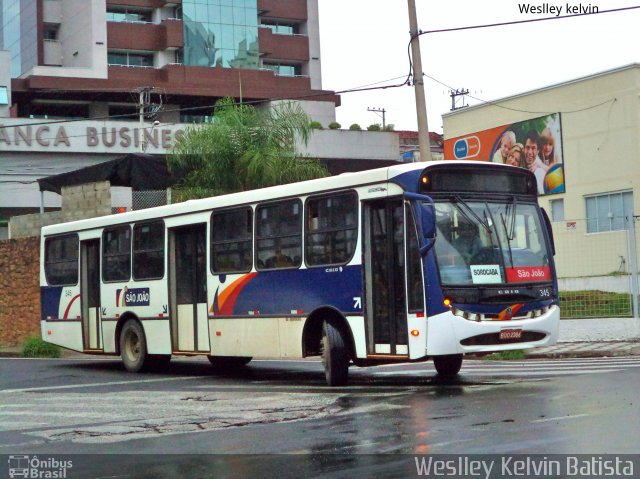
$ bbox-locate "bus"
[40,161,559,385]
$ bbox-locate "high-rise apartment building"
[1,0,339,123]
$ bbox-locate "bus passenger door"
[80,239,102,351]
[169,224,209,353]
[363,199,409,357]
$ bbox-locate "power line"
[416,5,640,36]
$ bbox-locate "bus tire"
[321,320,349,386]
[207,356,252,369]
[433,354,463,377]
[120,320,148,373]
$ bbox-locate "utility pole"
[449,88,469,111]
[138,87,151,152]
[407,0,432,162]
[367,107,386,129]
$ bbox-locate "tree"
[328,121,341,129]
[168,98,329,199]
[367,123,382,131]
[349,123,362,131]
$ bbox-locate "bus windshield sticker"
[470,265,502,284]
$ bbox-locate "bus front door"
[80,239,102,351]
[364,199,409,357]
[169,224,210,353]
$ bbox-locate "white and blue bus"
[40,161,559,385]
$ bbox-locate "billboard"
[444,113,565,196]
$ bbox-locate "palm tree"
[168,98,329,199]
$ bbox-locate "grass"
[559,290,632,319]
[482,350,526,361]
[21,337,61,358]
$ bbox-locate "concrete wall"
[9,182,111,239]
[0,237,40,347]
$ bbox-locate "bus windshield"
[434,198,552,286]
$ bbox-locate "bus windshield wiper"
[452,195,490,233]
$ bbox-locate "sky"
[317,0,640,134]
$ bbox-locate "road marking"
[0,375,203,394]
[531,413,590,423]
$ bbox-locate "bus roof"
[40,160,510,236]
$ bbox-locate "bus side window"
[44,234,79,286]
[211,207,253,274]
[256,200,302,271]
[305,191,358,267]
[133,221,165,280]
[103,226,131,282]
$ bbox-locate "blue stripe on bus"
[225,266,363,316]
[41,286,63,320]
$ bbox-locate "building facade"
[0,0,408,238]
[442,64,640,284]
[1,0,337,123]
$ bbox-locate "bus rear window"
[44,235,79,286]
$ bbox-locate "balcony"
[258,28,308,62]
[258,0,307,22]
[106,0,181,7]
[107,19,183,51]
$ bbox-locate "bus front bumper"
[426,305,560,356]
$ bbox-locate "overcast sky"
[317,0,639,134]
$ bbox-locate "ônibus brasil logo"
[8,455,73,478]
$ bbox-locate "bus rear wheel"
[120,320,148,372]
[321,320,349,386]
[433,354,463,377]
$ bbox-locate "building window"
[305,192,357,266]
[585,191,633,233]
[182,0,259,69]
[0,87,8,105]
[44,235,79,286]
[262,62,301,77]
[261,21,299,35]
[256,200,302,270]
[211,207,253,274]
[103,226,131,282]
[108,51,153,67]
[43,24,59,41]
[133,221,165,280]
[550,199,564,222]
[106,8,152,23]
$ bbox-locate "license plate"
[499,328,522,340]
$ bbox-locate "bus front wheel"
[120,320,148,373]
[433,354,463,377]
[321,320,349,386]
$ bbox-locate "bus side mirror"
[419,203,436,256]
[403,192,436,256]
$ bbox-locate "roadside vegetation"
[168,97,329,200]
[21,337,61,358]
[559,290,632,319]
[481,350,526,361]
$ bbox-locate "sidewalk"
[2,318,639,360]
[525,317,640,358]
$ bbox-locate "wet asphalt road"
[1,356,639,478]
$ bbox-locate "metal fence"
[552,216,639,319]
